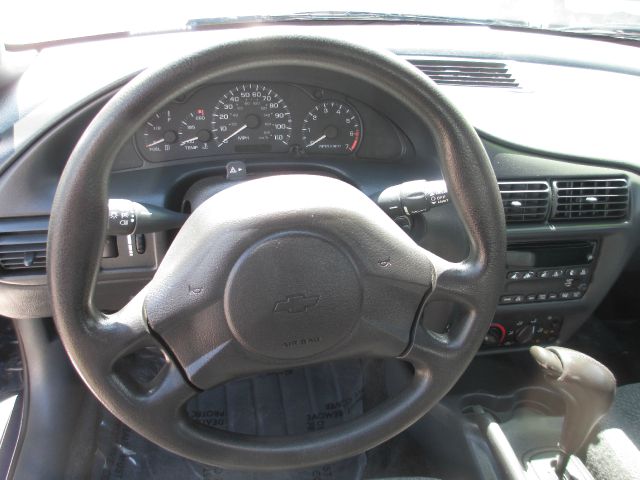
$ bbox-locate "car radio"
[500,241,597,305]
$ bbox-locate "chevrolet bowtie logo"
[273,294,320,314]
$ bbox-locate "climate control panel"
[482,314,563,349]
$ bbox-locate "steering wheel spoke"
[425,252,483,306]
[97,290,154,363]
[403,251,502,372]
[132,361,197,416]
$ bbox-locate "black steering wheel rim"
[47,33,506,470]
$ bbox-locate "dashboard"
[136,82,381,162]
[1,25,639,354]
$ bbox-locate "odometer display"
[211,83,292,152]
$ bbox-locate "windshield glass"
[4,0,640,46]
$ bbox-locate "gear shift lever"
[530,346,616,478]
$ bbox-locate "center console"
[483,241,598,349]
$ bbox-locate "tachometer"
[302,101,361,154]
[211,84,292,153]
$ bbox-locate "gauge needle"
[306,134,326,148]
[145,138,165,148]
[218,124,248,147]
[179,136,199,146]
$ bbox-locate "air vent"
[0,231,47,274]
[499,181,551,224]
[552,178,629,221]
[407,58,519,88]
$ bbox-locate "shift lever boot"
[530,346,616,478]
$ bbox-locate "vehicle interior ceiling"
[0,11,640,480]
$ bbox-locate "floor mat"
[569,272,640,385]
[566,315,640,386]
[91,360,366,479]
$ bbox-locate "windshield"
[4,0,640,46]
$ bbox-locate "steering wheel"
[47,34,505,470]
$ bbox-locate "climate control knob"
[484,323,506,347]
[515,324,536,345]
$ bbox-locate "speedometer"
[211,84,292,153]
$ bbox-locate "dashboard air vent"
[552,178,629,221]
[499,181,550,224]
[0,231,47,274]
[407,59,519,88]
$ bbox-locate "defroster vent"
[407,58,520,88]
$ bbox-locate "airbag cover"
[225,233,361,359]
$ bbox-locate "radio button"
[578,267,589,277]
[526,294,537,302]
[507,271,523,280]
[548,292,559,301]
[538,270,552,279]
[500,295,514,304]
[537,293,548,301]
[522,271,536,280]
[560,292,571,300]
[570,291,583,299]
[551,270,564,278]
[567,268,579,277]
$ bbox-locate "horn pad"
[225,233,362,360]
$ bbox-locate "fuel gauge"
[140,109,178,160]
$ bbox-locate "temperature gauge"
[178,108,212,152]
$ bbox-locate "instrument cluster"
[135,82,365,163]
